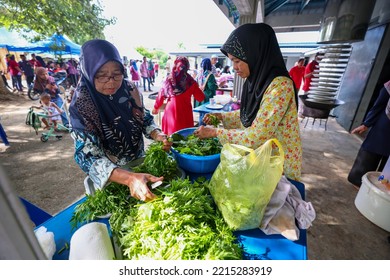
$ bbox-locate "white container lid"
[362,172,390,201]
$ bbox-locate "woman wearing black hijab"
[69,39,171,201]
[194,23,302,180]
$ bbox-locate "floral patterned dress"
[216,76,302,180]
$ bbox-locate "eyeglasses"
[95,74,123,83]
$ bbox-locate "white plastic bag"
[69,222,115,260]
[34,226,56,259]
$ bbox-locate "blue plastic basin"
[170,127,220,174]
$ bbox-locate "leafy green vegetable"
[171,134,222,156]
[132,142,178,182]
[70,182,137,229]
[117,178,243,260]
[208,114,221,127]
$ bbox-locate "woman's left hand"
[154,132,172,151]
[194,125,217,139]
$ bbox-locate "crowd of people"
[2,53,81,93]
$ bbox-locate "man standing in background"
[302,52,323,94]
[140,56,152,92]
[289,58,305,92]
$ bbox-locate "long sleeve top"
[71,108,159,189]
[154,82,204,135]
[361,86,390,156]
[216,76,302,181]
[140,62,149,78]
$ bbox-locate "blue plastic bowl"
[170,127,221,174]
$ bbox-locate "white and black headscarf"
[221,23,297,127]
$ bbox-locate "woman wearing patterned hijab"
[195,23,302,180]
[69,39,171,201]
[152,56,204,135]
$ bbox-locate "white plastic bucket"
[354,172,390,232]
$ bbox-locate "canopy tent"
[26,34,81,55]
[0,29,81,56]
[0,27,37,51]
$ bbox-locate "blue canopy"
[20,34,81,55]
[0,31,81,55]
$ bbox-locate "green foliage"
[171,133,222,156]
[131,142,178,182]
[135,46,169,67]
[0,0,116,44]
[135,46,154,59]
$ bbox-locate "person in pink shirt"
[140,56,151,92]
[152,57,205,135]
[129,60,141,87]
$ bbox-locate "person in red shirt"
[302,52,323,93]
[152,56,205,135]
[29,53,43,68]
[8,55,23,92]
[289,58,305,92]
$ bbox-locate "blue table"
[35,180,307,260]
[193,102,234,126]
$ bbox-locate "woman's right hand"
[203,113,222,125]
[110,168,161,202]
[351,125,368,134]
[152,108,158,115]
[125,172,162,201]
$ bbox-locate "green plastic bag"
[208,138,285,230]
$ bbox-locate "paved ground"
[1,79,389,260]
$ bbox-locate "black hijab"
[69,39,145,164]
[221,23,296,127]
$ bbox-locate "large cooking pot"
[299,94,345,111]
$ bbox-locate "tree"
[0,0,116,44]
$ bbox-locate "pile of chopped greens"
[70,182,137,229]
[71,178,243,260]
[70,141,242,260]
[171,133,222,156]
[115,178,243,260]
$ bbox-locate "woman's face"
[228,54,250,78]
[38,70,49,81]
[94,61,123,95]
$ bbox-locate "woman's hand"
[126,172,162,201]
[194,125,217,139]
[110,168,162,202]
[152,130,172,151]
[203,113,222,125]
[351,125,368,134]
[152,108,158,115]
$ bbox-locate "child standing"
[32,93,63,130]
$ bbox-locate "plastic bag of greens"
[208,138,284,231]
